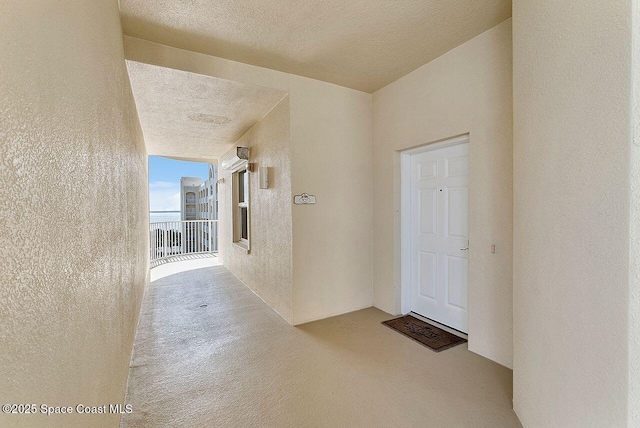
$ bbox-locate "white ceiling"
[120,0,511,93]
[126,60,287,159]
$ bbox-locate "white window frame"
[232,165,250,253]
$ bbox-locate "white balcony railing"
[150,220,218,264]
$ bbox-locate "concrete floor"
[121,264,522,428]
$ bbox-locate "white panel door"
[409,142,469,332]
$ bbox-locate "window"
[233,168,250,251]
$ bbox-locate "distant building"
[200,163,218,221]
[180,177,201,221]
[179,164,218,253]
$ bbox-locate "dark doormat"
[382,315,467,352]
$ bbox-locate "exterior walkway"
[150,252,218,269]
[121,264,522,427]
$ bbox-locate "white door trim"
[400,134,470,316]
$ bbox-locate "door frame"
[400,134,470,316]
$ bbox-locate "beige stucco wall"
[513,1,634,426]
[290,75,373,325]
[631,1,640,425]
[371,20,514,368]
[0,1,148,428]
[219,97,294,323]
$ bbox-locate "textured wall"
[0,1,148,427]
[219,98,294,323]
[630,1,640,424]
[290,75,373,325]
[513,1,633,426]
[372,20,513,368]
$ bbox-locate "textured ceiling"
[119,0,511,93]
[126,60,287,159]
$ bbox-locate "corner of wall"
[629,1,640,424]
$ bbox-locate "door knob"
[460,247,469,250]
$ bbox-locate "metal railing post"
[163,223,167,260]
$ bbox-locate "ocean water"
[150,211,181,223]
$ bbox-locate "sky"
[148,156,209,211]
